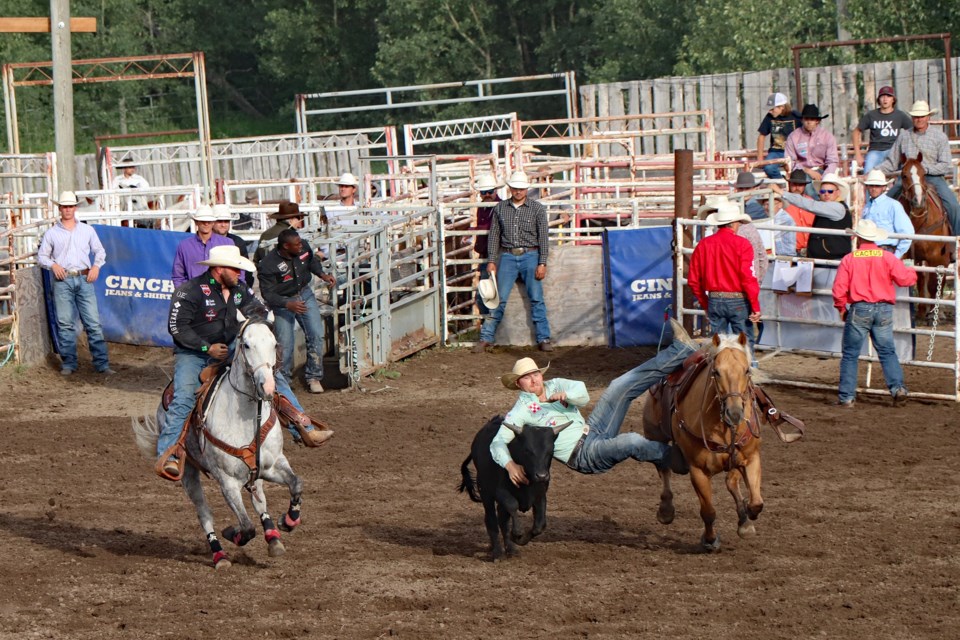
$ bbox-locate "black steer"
[458,415,572,561]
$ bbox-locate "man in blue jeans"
[159,245,331,479]
[258,228,336,394]
[832,220,917,408]
[474,171,553,353]
[37,191,114,375]
[490,332,696,483]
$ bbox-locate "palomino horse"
[899,154,955,321]
[643,333,767,552]
[133,318,304,569]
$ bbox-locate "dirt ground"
[1,338,958,640]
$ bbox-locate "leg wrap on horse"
[221,524,256,547]
[279,496,302,532]
[260,512,280,541]
[274,394,334,447]
[207,532,228,565]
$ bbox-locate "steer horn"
[551,420,574,435]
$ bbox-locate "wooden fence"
[580,57,960,154]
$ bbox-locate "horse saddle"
[649,349,710,442]
[161,361,228,412]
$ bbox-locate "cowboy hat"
[852,219,889,243]
[704,201,751,227]
[190,205,218,222]
[198,245,257,273]
[787,168,811,185]
[268,200,303,220]
[765,92,788,109]
[697,195,731,218]
[863,169,889,187]
[211,203,237,221]
[477,277,500,309]
[729,171,764,189]
[475,174,499,191]
[800,104,828,120]
[813,173,850,201]
[506,171,531,190]
[501,357,549,390]
[908,100,938,117]
[337,172,359,186]
[53,191,79,206]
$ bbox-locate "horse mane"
[707,333,750,357]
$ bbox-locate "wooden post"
[673,149,694,332]
[50,0,75,191]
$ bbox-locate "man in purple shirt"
[171,204,232,287]
[38,191,114,375]
[784,104,839,198]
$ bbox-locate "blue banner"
[603,226,674,347]
[93,225,187,347]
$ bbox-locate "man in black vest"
[770,173,852,262]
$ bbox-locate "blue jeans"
[707,296,754,354]
[862,149,890,174]
[572,341,694,473]
[158,344,306,457]
[273,287,325,383]
[838,302,904,402]
[762,150,785,179]
[888,174,960,234]
[480,250,551,344]
[52,275,109,372]
[475,262,491,316]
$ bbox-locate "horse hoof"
[213,553,232,570]
[657,504,675,525]
[277,513,301,533]
[701,534,721,552]
[737,523,757,539]
[268,539,286,557]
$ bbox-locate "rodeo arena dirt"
[2,63,960,639]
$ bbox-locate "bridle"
[229,318,278,402]
[901,162,947,235]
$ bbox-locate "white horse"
[133,318,304,569]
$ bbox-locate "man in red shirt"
[688,201,762,354]
[832,219,917,408]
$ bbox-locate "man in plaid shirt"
[876,100,960,234]
[473,171,554,353]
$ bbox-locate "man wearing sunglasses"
[770,173,852,261]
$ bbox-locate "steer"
[458,415,572,561]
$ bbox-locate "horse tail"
[457,455,482,502]
[131,408,161,459]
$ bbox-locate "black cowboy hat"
[800,104,828,120]
[787,168,811,185]
[729,171,763,189]
[268,200,303,220]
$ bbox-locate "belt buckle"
[510,247,525,256]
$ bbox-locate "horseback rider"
[875,100,960,235]
[158,245,331,480]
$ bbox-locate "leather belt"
[64,269,90,277]
[506,247,537,256]
[566,425,590,469]
[709,291,744,299]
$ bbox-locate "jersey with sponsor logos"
[856,109,913,152]
[168,270,267,353]
[257,238,328,309]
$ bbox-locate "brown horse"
[643,333,764,552]
[898,154,954,320]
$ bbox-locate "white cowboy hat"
[697,195,732,219]
[54,191,79,206]
[337,172,359,187]
[211,203,237,221]
[506,171,531,190]
[852,219,889,243]
[477,277,500,309]
[704,201,751,226]
[813,173,850,202]
[198,245,257,273]
[863,170,889,187]
[501,357,550,390]
[475,174,499,191]
[190,205,217,222]
[908,100,938,117]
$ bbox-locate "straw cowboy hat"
[475,174,499,191]
[852,219,889,243]
[729,171,764,189]
[269,200,303,220]
[697,195,730,218]
[199,245,257,273]
[863,169,890,187]
[813,173,850,201]
[506,171,531,190]
[477,277,500,309]
[190,204,217,222]
[211,203,237,221]
[53,191,79,206]
[501,357,549,390]
[337,172,359,187]
[907,100,938,117]
[704,201,751,227]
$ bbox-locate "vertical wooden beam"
[50,0,75,191]
[674,149,693,329]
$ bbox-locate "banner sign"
[603,226,674,347]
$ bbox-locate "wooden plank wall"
[581,56,960,153]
